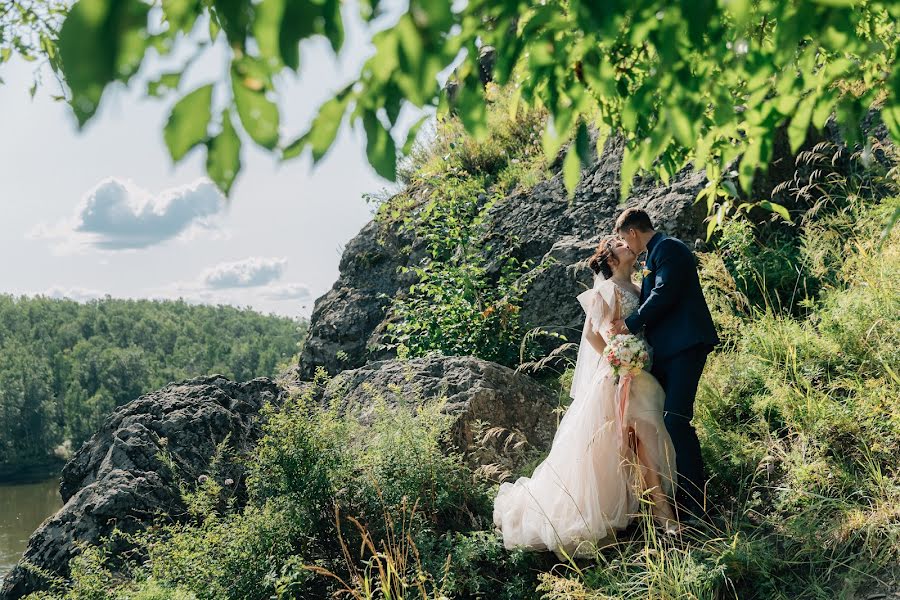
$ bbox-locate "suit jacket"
[624,232,719,361]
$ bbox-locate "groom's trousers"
[651,343,710,518]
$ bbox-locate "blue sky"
[0,5,418,320]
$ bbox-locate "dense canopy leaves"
[8,0,900,217]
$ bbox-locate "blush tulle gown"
[492,277,677,557]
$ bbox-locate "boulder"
[313,355,560,469]
[0,376,285,600]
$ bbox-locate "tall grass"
[530,198,900,599]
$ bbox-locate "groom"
[611,208,719,520]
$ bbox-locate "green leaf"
[758,200,792,222]
[162,0,200,32]
[402,114,430,155]
[706,215,717,241]
[207,111,242,194]
[508,86,521,120]
[453,67,488,140]
[415,0,453,30]
[212,0,251,46]
[882,103,900,144]
[574,122,591,168]
[788,94,816,152]
[58,0,150,126]
[281,135,307,161]
[619,145,639,202]
[322,0,344,53]
[163,84,213,163]
[812,90,837,129]
[275,0,317,70]
[595,126,610,159]
[563,143,581,198]
[667,105,694,147]
[724,0,752,22]
[363,111,397,180]
[542,118,564,163]
[682,0,714,46]
[739,135,762,192]
[232,69,280,149]
[290,89,352,163]
[253,0,285,66]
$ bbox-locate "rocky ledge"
[1,376,284,600]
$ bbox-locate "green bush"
[383,174,542,367]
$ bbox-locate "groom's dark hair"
[615,208,654,233]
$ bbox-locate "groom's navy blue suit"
[624,232,719,516]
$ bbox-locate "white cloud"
[201,257,288,289]
[140,257,312,316]
[29,177,227,252]
[261,283,312,301]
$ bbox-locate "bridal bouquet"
[604,334,650,377]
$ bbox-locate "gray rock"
[313,355,560,471]
[0,376,286,600]
[297,213,424,379]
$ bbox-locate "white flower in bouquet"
[604,334,650,377]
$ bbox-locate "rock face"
[297,135,709,379]
[1,376,285,600]
[312,355,560,469]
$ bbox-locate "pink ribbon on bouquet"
[615,372,634,454]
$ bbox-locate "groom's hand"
[610,319,629,335]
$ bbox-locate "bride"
[493,236,678,557]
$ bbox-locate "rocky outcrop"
[0,376,285,600]
[310,355,560,469]
[298,135,709,379]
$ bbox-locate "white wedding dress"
[493,277,677,557]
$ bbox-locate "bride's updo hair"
[588,235,620,279]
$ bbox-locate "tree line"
[0,294,306,478]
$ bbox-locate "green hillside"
[0,296,306,479]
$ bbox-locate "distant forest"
[0,295,307,478]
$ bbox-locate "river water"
[0,478,63,586]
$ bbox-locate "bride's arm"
[578,284,614,354]
[585,323,607,354]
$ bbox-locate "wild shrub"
[383,175,543,367]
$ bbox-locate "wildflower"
[198,474,209,484]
